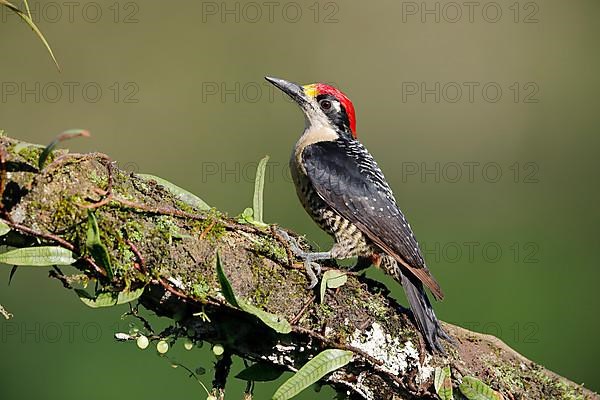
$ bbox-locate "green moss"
[155,216,175,241]
[188,217,226,242]
[191,279,211,302]
[481,355,589,400]
[12,143,44,166]
[252,237,287,263]
[251,269,271,307]
[530,365,588,400]
[88,169,108,188]
[207,221,226,241]
[483,355,525,393]
[318,303,335,319]
[364,296,389,320]
[27,200,43,211]
[80,210,154,289]
[123,220,144,242]
[48,194,86,229]
[246,255,307,315]
[175,199,196,214]
[132,176,150,193]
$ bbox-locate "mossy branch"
[0,134,596,400]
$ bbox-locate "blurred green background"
[1,0,599,398]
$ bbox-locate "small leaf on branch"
[117,287,145,304]
[236,362,284,382]
[272,349,354,400]
[8,266,18,285]
[238,299,292,334]
[38,129,90,169]
[0,220,10,236]
[0,246,76,266]
[75,289,117,308]
[216,252,291,333]
[215,252,239,308]
[319,269,347,303]
[459,376,503,400]
[86,211,113,279]
[238,207,268,228]
[13,141,44,155]
[75,287,144,308]
[138,174,210,211]
[253,155,269,224]
[434,366,454,400]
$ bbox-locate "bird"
[265,76,451,353]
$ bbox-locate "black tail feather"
[399,270,452,353]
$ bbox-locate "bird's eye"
[319,99,332,111]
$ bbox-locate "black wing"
[302,139,444,300]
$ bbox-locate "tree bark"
[0,134,596,400]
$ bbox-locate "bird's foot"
[275,228,331,289]
[275,228,305,257]
[304,259,321,290]
[298,252,332,289]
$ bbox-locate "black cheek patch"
[316,94,353,137]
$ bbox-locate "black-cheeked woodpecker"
[265,76,451,353]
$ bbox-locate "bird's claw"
[276,228,327,289]
[275,228,305,256]
[305,261,322,289]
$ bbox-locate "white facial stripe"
[304,97,331,129]
[304,97,343,130]
[331,100,341,113]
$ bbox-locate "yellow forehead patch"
[303,84,318,98]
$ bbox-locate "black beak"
[265,76,309,107]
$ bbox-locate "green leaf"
[434,366,454,400]
[238,207,268,228]
[216,252,291,333]
[325,270,347,289]
[319,277,327,304]
[13,142,44,158]
[235,362,284,382]
[86,211,113,279]
[0,246,76,266]
[242,208,253,219]
[253,155,269,224]
[0,220,10,236]
[238,299,292,334]
[272,349,354,400]
[75,287,145,308]
[215,252,239,308]
[8,266,18,285]
[23,0,32,18]
[116,287,145,304]
[39,129,90,169]
[138,174,210,211]
[75,289,117,308]
[459,376,503,400]
[319,270,348,303]
[0,0,60,71]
